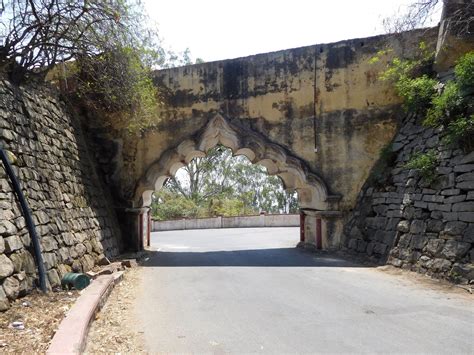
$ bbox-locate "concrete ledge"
[153,214,300,232]
[47,275,115,355]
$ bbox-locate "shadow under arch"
[135,114,340,211]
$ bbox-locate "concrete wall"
[153,214,299,231]
[0,79,122,311]
[90,28,438,211]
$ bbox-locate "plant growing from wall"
[0,0,168,134]
[372,48,474,151]
[404,149,438,183]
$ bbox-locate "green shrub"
[443,115,474,149]
[395,75,437,112]
[425,81,464,126]
[454,51,474,91]
[405,150,438,183]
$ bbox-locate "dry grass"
[84,267,146,353]
[0,289,79,353]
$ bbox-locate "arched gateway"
[134,114,342,249]
[104,28,437,252]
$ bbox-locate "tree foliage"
[152,146,298,220]
[0,0,174,133]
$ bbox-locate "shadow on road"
[141,247,368,268]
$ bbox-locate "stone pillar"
[434,0,474,74]
[298,209,344,250]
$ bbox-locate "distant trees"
[151,146,298,220]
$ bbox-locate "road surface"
[134,227,473,354]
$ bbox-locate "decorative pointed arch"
[135,114,339,210]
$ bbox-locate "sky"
[143,0,442,63]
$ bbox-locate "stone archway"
[131,114,342,251]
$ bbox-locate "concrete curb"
[47,275,115,355]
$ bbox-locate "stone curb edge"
[46,273,121,354]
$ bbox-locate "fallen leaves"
[0,289,79,353]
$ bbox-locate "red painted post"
[316,217,322,249]
[147,212,151,247]
[138,212,144,250]
[299,212,305,242]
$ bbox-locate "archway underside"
[137,114,340,211]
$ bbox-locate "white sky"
[143,0,442,63]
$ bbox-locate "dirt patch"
[0,289,79,353]
[84,267,146,353]
[375,265,474,299]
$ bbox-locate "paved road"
[135,228,473,354]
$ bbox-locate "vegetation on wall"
[372,47,474,152]
[404,150,438,183]
[151,146,298,220]
[0,0,193,134]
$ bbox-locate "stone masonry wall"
[343,113,473,284]
[0,78,122,311]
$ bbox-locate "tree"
[152,146,299,220]
[382,0,473,36]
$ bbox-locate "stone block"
[467,191,474,200]
[442,212,459,221]
[425,239,445,256]
[0,220,18,237]
[410,220,426,234]
[398,234,412,248]
[456,172,474,182]
[426,219,444,233]
[348,238,358,250]
[457,181,474,189]
[463,225,474,243]
[41,236,58,252]
[454,164,474,173]
[356,240,368,253]
[0,286,9,311]
[459,212,474,223]
[430,258,452,272]
[23,251,36,274]
[75,243,87,257]
[460,151,474,164]
[443,221,467,236]
[410,235,427,250]
[441,188,460,196]
[2,275,19,299]
[0,236,4,254]
[444,195,466,204]
[428,203,451,212]
[43,252,58,270]
[47,269,61,288]
[58,247,73,265]
[397,220,410,233]
[4,235,23,253]
[441,240,471,259]
[452,202,474,212]
[0,254,14,279]
[374,243,388,255]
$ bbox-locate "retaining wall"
[0,79,122,311]
[343,112,474,283]
[152,214,299,231]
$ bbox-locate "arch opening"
[136,114,333,211]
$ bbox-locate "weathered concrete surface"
[134,228,473,353]
[132,29,437,211]
[152,214,299,231]
[92,28,438,250]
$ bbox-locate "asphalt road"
[135,227,473,354]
